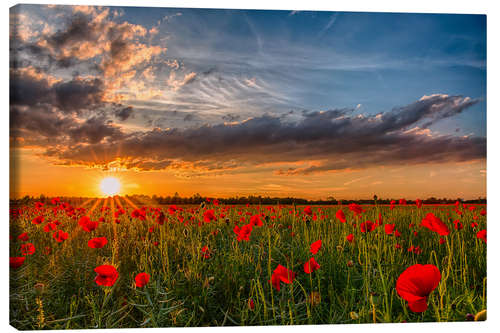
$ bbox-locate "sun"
[99,177,121,196]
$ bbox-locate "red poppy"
[32,215,44,225]
[304,206,313,216]
[396,264,441,312]
[385,224,395,235]
[360,220,375,233]
[310,240,322,254]
[78,216,91,227]
[43,222,57,233]
[421,213,450,236]
[348,203,364,216]
[439,237,446,245]
[394,229,401,237]
[416,199,423,208]
[53,230,68,242]
[336,209,346,223]
[476,230,486,243]
[453,220,463,230]
[131,209,146,220]
[10,257,25,269]
[470,222,478,229]
[20,243,35,255]
[201,246,211,259]
[270,264,296,291]
[390,200,396,210]
[81,220,99,232]
[18,232,29,241]
[250,214,263,226]
[248,298,255,310]
[346,234,354,243]
[480,209,486,216]
[94,265,119,286]
[88,237,108,249]
[399,199,407,205]
[156,212,166,225]
[234,223,253,242]
[203,209,216,223]
[304,257,321,274]
[135,272,150,288]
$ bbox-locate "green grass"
[9,201,486,329]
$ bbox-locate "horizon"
[9,193,487,202]
[10,5,486,199]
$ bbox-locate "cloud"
[12,5,165,102]
[10,67,106,114]
[115,106,134,121]
[166,71,197,91]
[22,94,484,174]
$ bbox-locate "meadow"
[9,197,487,329]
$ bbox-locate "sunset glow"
[9,5,486,200]
[99,177,121,196]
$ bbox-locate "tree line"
[11,193,487,206]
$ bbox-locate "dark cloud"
[221,113,240,122]
[10,69,52,106]
[47,14,97,49]
[36,94,484,173]
[10,68,106,114]
[68,116,125,144]
[53,77,105,112]
[183,113,195,122]
[115,106,134,121]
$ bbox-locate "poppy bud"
[248,298,255,310]
[34,283,46,295]
[465,313,475,321]
[308,291,321,306]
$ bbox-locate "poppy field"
[9,197,487,329]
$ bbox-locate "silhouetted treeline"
[11,193,487,206]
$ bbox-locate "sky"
[9,4,486,199]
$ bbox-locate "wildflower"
[94,265,119,286]
[10,257,25,269]
[310,240,322,254]
[53,230,68,242]
[135,272,150,288]
[88,237,108,249]
[421,213,450,236]
[396,264,441,312]
[304,257,320,274]
[336,209,346,223]
[21,243,35,255]
[270,264,296,291]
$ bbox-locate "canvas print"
[9,4,486,329]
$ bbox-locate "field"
[9,198,487,329]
